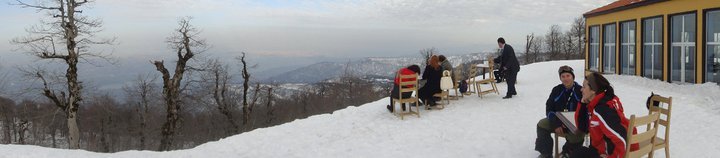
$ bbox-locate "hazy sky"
[0,0,614,71]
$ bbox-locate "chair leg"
[665,144,670,158]
[443,92,449,106]
[415,100,420,118]
[477,83,483,98]
[397,101,403,120]
[492,82,499,95]
[554,134,559,158]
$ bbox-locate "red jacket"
[394,68,417,87]
[575,92,637,158]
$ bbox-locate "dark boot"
[386,105,394,113]
[535,126,553,157]
[561,142,583,157]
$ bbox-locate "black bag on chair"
[459,80,468,93]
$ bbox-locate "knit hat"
[558,65,574,78]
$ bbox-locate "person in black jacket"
[419,55,443,107]
[494,37,520,99]
[534,66,584,158]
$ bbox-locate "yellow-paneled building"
[584,0,720,84]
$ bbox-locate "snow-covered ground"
[1,60,719,158]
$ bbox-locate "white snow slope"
[1,60,719,158]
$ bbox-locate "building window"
[670,13,696,83]
[589,26,600,71]
[603,24,617,74]
[707,10,720,84]
[643,17,663,80]
[620,21,636,75]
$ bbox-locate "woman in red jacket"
[571,72,631,158]
[387,65,420,112]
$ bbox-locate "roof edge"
[583,0,669,18]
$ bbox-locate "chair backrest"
[625,112,661,158]
[468,65,478,80]
[454,64,464,81]
[486,55,495,80]
[396,70,418,100]
[647,95,672,143]
[487,55,495,70]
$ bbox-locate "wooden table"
[475,64,491,80]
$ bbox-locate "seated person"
[571,72,635,158]
[439,55,454,82]
[535,65,584,158]
[418,55,443,107]
[387,65,421,112]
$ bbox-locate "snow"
[2,60,719,158]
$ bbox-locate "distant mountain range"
[264,53,492,83]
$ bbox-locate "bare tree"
[122,74,157,150]
[531,37,544,62]
[0,96,16,144]
[571,17,586,59]
[524,33,535,64]
[11,0,115,149]
[153,17,207,151]
[206,59,240,134]
[545,25,562,60]
[562,32,576,60]
[264,85,275,125]
[419,47,438,66]
[236,53,255,129]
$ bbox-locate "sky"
[0,0,616,94]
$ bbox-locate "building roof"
[583,0,668,18]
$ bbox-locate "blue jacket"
[545,82,583,129]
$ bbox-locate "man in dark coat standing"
[495,37,520,99]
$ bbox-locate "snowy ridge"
[1,60,719,158]
[265,53,488,83]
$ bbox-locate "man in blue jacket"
[494,37,520,99]
[534,66,584,158]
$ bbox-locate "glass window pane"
[670,13,696,83]
[654,45,663,80]
[706,11,720,84]
[643,17,663,80]
[604,24,616,73]
[621,21,636,75]
[589,26,600,71]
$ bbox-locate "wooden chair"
[392,71,420,120]
[474,58,500,98]
[646,95,673,158]
[429,70,451,110]
[626,112,661,158]
[431,91,448,110]
[450,64,464,99]
[465,65,478,95]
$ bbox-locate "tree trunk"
[2,115,10,144]
[158,98,179,151]
[67,111,80,149]
[265,87,274,125]
[138,107,146,150]
[51,128,57,148]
